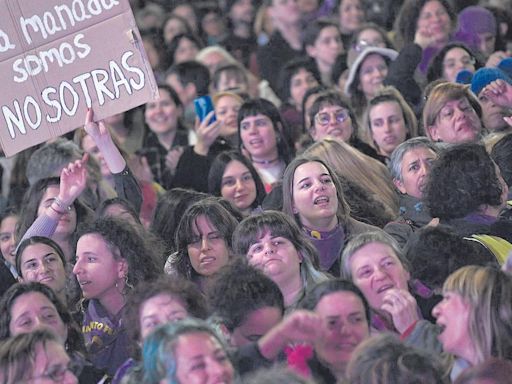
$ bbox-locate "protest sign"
[0,0,158,156]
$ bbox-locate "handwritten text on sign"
[0,0,157,156]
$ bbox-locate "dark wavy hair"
[427,42,482,83]
[490,133,512,187]
[172,198,239,279]
[125,275,207,344]
[237,98,295,164]
[0,282,85,354]
[164,32,204,68]
[77,217,162,290]
[208,258,284,332]
[394,0,456,48]
[424,143,504,220]
[208,151,266,210]
[150,188,208,254]
[278,58,321,105]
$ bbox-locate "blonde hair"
[443,266,512,364]
[362,86,418,151]
[304,138,399,216]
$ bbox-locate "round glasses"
[315,109,350,126]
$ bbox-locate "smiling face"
[246,230,302,287]
[221,160,257,213]
[428,97,481,143]
[215,95,241,138]
[73,233,126,303]
[417,0,452,45]
[187,215,230,277]
[358,54,388,100]
[144,88,182,136]
[349,242,410,310]
[311,104,354,142]
[239,114,279,162]
[174,332,234,384]
[9,292,68,344]
[20,243,67,296]
[139,293,188,340]
[314,291,369,372]
[292,161,338,230]
[37,185,77,239]
[369,101,408,157]
[0,215,17,266]
[432,291,476,363]
[394,147,437,199]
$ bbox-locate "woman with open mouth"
[341,231,434,334]
[282,157,377,276]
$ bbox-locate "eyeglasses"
[315,110,349,126]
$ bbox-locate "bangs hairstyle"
[278,58,321,104]
[282,156,350,226]
[308,91,358,139]
[363,86,418,148]
[442,266,512,363]
[422,82,481,140]
[237,98,294,164]
[173,198,239,278]
[208,151,266,209]
[232,211,328,287]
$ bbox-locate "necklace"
[252,157,279,165]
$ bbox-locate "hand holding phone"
[194,95,216,123]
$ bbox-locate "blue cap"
[470,67,512,96]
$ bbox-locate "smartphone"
[194,95,216,123]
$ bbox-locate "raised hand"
[57,153,89,207]
[481,79,512,108]
[380,288,420,334]
[193,112,221,156]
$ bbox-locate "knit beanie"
[470,67,512,96]
[498,57,512,78]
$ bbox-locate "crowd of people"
[0,0,512,383]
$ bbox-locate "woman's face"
[428,97,481,143]
[292,161,338,229]
[314,291,369,371]
[289,68,319,108]
[9,292,68,344]
[174,38,200,65]
[442,47,475,83]
[312,104,353,142]
[221,160,257,212]
[215,95,241,138]
[187,215,230,277]
[37,185,77,239]
[308,26,343,68]
[432,291,475,363]
[358,54,388,99]
[31,340,78,384]
[139,293,188,340]
[82,134,110,177]
[246,230,302,287]
[231,306,282,347]
[349,242,410,310]
[145,89,181,136]
[239,114,279,161]
[339,0,364,34]
[417,0,452,45]
[164,18,188,44]
[0,215,17,266]
[174,332,234,384]
[20,243,67,296]
[74,233,126,302]
[394,147,437,199]
[369,101,408,157]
